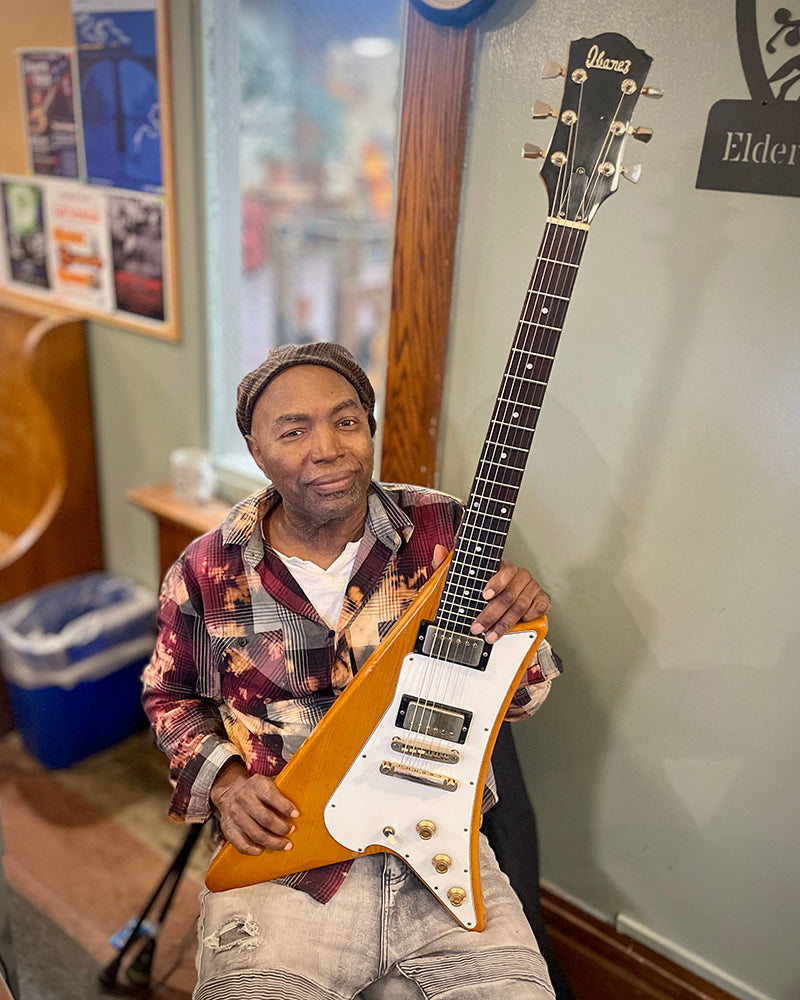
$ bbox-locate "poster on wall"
[1,180,51,290]
[47,182,113,310]
[19,50,82,179]
[72,0,162,193]
[108,191,165,320]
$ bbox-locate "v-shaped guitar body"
[205,553,546,931]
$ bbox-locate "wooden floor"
[0,729,211,998]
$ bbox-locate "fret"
[522,289,570,302]
[537,255,580,267]
[517,320,563,334]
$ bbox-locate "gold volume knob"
[416,820,437,840]
[432,854,452,874]
[447,887,467,907]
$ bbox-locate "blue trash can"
[0,573,157,769]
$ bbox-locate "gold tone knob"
[416,820,437,840]
[447,887,467,907]
[432,854,452,874]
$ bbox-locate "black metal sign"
[697,2,800,197]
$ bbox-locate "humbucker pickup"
[396,694,472,744]
[414,620,489,670]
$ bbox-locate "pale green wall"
[88,1,798,997]
[89,0,206,591]
[442,2,799,998]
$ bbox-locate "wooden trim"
[380,7,476,486]
[540,885,740,1000]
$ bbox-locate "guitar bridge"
[379,760,458,791]
[390,737,460,764]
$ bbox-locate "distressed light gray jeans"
[194,833,554,1000]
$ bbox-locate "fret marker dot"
[475,546,482,552]
[501,452,507,459]
[526,363,533,370]
[469,569,475,575]
[513,411,519,418]
[542,307,549,314]
[501,507,507,514]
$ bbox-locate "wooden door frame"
[379,7,476,486]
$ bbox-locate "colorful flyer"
[47,182,113,310]
[108,191,165,319]
[19,50,81,179]
[1,179,51,290]
[72,1,162,192]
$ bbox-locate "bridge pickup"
[390,737,460,764]
[414,621,488,670]
[379,760,459,791]
[396,695,472,744]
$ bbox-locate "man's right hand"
[210,759,299,855]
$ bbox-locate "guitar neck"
[436,218,589,633]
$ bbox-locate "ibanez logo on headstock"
[529,32,660,224]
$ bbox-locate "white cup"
[169,448,216,504]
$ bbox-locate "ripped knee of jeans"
[203,915,260,953]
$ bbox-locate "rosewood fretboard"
[435,219,589,635]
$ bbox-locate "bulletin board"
[0,0,180,341]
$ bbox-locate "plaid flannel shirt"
[142,481,560,902]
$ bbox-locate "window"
[201,0,403,489]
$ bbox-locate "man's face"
[246,364,375,529]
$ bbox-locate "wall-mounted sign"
[697,1,800,197]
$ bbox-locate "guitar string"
[396,74,591,777]
[404,221,584,778]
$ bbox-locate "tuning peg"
[641,86,664,99]
[531,101,556,119]
[630,126,654,143]
[541,59,564,79]
[521,143,545,160]
[621,164,642,183]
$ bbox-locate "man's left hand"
[432,545,550,643]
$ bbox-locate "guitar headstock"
[530,33,656,224]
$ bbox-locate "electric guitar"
[206,31,657,931]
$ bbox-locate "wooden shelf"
[127,482,232,580]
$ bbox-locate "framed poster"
[0,0,179,341]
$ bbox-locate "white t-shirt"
[272,540,361,628]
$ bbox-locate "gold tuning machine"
[541,59,565,79]
[621,164,642,184]
[630,126,654,143]
[642,86,664,99]
[521,143,545,160]
[531,101,556,119]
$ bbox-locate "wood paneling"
[380,8,476,486]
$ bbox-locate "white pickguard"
[324,627,541,929]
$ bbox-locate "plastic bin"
[0,573,157,769]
